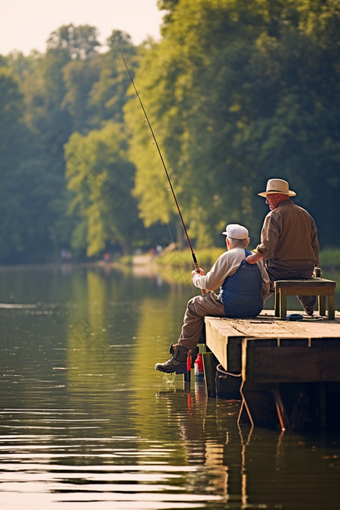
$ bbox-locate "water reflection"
[0,265,340,509]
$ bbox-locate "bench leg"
[275,290,280,317]
[280,290,287,319]
[328,294,335,320]
[318,295,326,316]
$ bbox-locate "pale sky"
[0,0,165,56]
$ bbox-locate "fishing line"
[114,50,175,248]
[113,34,202,274]
[114,48,200,297]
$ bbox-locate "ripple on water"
[1,267,340,510]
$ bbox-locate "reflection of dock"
[204,311,340,431]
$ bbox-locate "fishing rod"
[114,36,204,279]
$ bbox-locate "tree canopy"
[0,0,339,263]
[127,0,340,248]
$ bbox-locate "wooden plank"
[205,317,244,370]
[227,341,243,373]
[242,339,248,381]
[258,310,340,319]
[205,319,227,369]
[280,287,335,296]
[275,279,336,288]
[226,318,340,339]
[282,322,340,338]
[229,320,303,338]
[245,345,340,383]
[280,338,309,347]
[205,317,245,337]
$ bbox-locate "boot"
[155,343,188,374]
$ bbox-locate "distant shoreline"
[0,247,339,271]
[117,247,340,271]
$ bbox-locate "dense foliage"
[128,0,340,248]
[1,0,339,263]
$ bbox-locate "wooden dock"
[203,311,340,431]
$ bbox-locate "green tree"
[87,30,139,127]
[62,58,101,132]
[0,66,60,262]
[125,0,270,246]
[64,121,138,256]
[47,24,100,61]
[4,25,119,260]
[3,25,141,261]
[126,0,340,248]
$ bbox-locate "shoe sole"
[155,365,188,375]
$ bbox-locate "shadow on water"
[0,265,340,509]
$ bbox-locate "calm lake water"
[0,264,340,509]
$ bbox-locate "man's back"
[221,249,263,318]
[258,199,319,266]
[245,179,320,316]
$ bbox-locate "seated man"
[155,224,270,374]
[245,178,320,315]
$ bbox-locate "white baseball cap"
[222,224,249,239]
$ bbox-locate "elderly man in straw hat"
[155,224,270,374]
[245,178,319,315]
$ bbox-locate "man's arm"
[257,259,271,300]
[192,250,243,291]
[245,251,264,264]
[192,256,227,291]
[246,213,281,264]
[311,217,320,266]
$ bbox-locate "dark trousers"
[266,261,316,313]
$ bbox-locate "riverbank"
[112,247,340,292]
[117,247,340,271]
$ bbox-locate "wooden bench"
[274,278,336,320]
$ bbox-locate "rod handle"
[194,262,207,295]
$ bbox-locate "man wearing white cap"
[245,178,319,315]
[155,224,270,374]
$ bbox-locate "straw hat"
[258,179,296,197]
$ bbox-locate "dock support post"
[183,350,193,384]
[238,380,254,429]
[183,370,190,384]
[271,386,290,431]
[202,352,216,398]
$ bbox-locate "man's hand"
[191,267,204,281]
[245,253,264,264]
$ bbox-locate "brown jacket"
[256,200,319,266]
